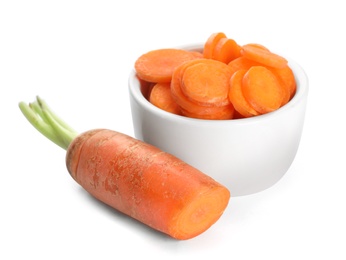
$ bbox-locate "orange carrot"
[135,48,198,83]
[149,82,181,115]
[242,43,270,52]
[171,59,208,111]
[67,129,230,240]
[203,32,227,59]
[242,66,284,114]
[228,57,292,107]
[269,65,297,100]
[180,104,234,120]
[171,59,234,119]
[241,44,288,69]
[180,59,233,107]
[139,79,155,100]
[135,33,297,120]
[228,56,261,77]
[212,37,242,64]
[233,110,245,119]
[267,66,291,106]
[229,69,259,118]
[189,51,204,59]
[19,97,230,240]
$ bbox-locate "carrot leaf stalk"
[19,96,78,150]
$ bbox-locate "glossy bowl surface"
[129,44,308,196]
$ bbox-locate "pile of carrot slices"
[134,32,296,120]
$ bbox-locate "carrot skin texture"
[66,129,230,240]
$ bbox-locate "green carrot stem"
[37,96,77,133]
[19,96,79,150]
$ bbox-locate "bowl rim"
[129,43,309,126]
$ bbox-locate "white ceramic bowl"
[128,44,309,196]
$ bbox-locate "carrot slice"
[242,43,270,52]
[171,59,208,113]
[212,37,242,64]
[180,104,234,120]
[269,65,296,100]
[203,32,227,59]
[229,69,259,117]
[228,56,261,77]
[267,67,291,106]
[135,48,198,83]
[149,82,181,115]
[242,66,284,114]
[171,59,233,117]
[189,51,204,59]
[233,110,245,119]
[228,56,292,107]
[241,44,288,69]
[138,78,155,100]
[181,59,232,106]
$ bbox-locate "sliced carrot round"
[269,65,297,100]
[242,43,270,52]
[135,48,198,83]
[203,32,227,59]
[267,67,291,106]
[228,56,261,77]
[189,51,204,59]
[180,104,234,120]
[229,69,259,118]
[181,59,232,106]
[212,37,242,64]
[242,66,284,114]
[241,44,288,69]
[138,79,155,100]
[171,60,232,116]
[228,56,292,107]
[171,59,208,113]
[149,82,181,115]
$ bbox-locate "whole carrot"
[19,97,230,240]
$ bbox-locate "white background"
[1,1,345,259]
